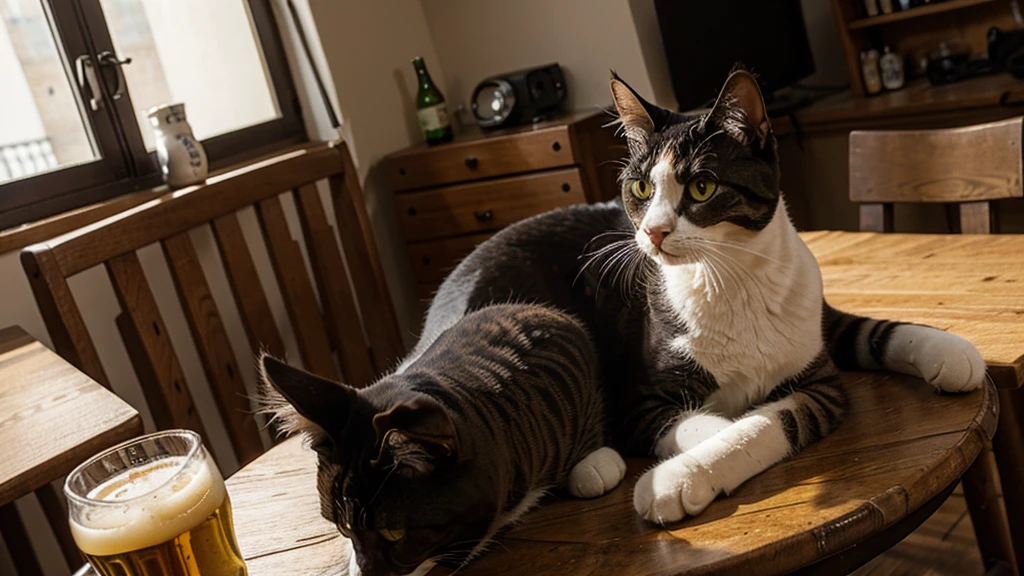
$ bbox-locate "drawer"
[407,232,494,287]
[396,168,586,242]
[384,126,574,191]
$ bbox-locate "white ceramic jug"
[148,103,208,188]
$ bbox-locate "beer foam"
[70,455,227,556]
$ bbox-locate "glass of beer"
[64,430,248,576]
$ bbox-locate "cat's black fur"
[261,304,610,576]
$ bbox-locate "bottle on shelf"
[879,46,906,91]
[861,49,883,95]
[864,0,879,17]
[412,56,453,146]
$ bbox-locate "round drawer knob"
[422,256,431,265]
[552,141,561,151]
[474,209,493,223]
[465,156,479,169]
[561,183,571,192]
[408,207,417,216]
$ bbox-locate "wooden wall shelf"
[848,0,1000,29]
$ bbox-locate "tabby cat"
[260,304,625,576]
[413,68,986,526]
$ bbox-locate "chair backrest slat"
[22,142,402,469]
[850,116,1024,234]
[211,213,287,359]
[959,200,999,235]
[256,194,340,381]
[51,146,342,278]
[294,184,376,387]
[106,252,214,453]
[162,232,264,465]
[21,248,109,387]
[329,151,404,371]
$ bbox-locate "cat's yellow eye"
[687,179,718,202]
[631,179,653,200]
[379,528,406,542]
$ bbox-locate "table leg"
[992,388,1024,568]
[964,443,1019,575]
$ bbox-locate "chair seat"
[0,326,142,506]
[225,370,995,576]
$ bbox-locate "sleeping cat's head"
[609,68,781,265]
[259,356,498,576]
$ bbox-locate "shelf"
[848,0,999,30]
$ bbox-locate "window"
[0,0,303,229]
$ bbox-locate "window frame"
[0,0,306,230]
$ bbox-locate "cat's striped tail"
[823,303,985,393]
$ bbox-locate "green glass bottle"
[412,56,453,146]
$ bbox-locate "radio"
[470,63,567,129]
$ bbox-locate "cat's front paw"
[568,446,627,498]
[633,454,717,524]
[903,327,986,393]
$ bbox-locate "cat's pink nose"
[644,224,672,249]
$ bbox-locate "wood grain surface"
[330,144,406,373]
[256,194,339,382]
[802,231,1024,389]
[849,117,1023,204]
[227,370,995,576]
[383,125,575,192]
[44,144,342,278]
[406,232,494,287]
[395,168,586,242]
[0,326,141,505]
[211,212,287,359]
[162,232,264,465]
[293,184,375,388]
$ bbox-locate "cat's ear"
[258,353,356,438]
[610,73,655,155]
[708,68,772,149]
[372,396,459,477]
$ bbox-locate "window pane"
[99,0,280,149]
[0,0,97,184]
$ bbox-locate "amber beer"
[65,430,247,576]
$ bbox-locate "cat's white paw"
[656,413,732,457]
[568,446,627,498]
[633,453,717,524]
[898,326,986,393]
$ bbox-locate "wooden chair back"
[849,116,1024,233]
[21,142,404,467]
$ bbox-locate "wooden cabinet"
[383,111,622,299]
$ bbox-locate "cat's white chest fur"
[661,203,824,417]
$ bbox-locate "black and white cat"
[608,69,985,523]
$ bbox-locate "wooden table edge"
[424,382,998,576]
[0,412,143,506]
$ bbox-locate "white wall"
[422,0,657,113]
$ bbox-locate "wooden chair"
[20,141,404,472]
[850,116,1024,574]
[850,116,1023,234]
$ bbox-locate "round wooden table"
[227,371,996,576]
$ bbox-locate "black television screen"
[654,0,816,111]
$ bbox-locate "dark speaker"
[471,63,567,129]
